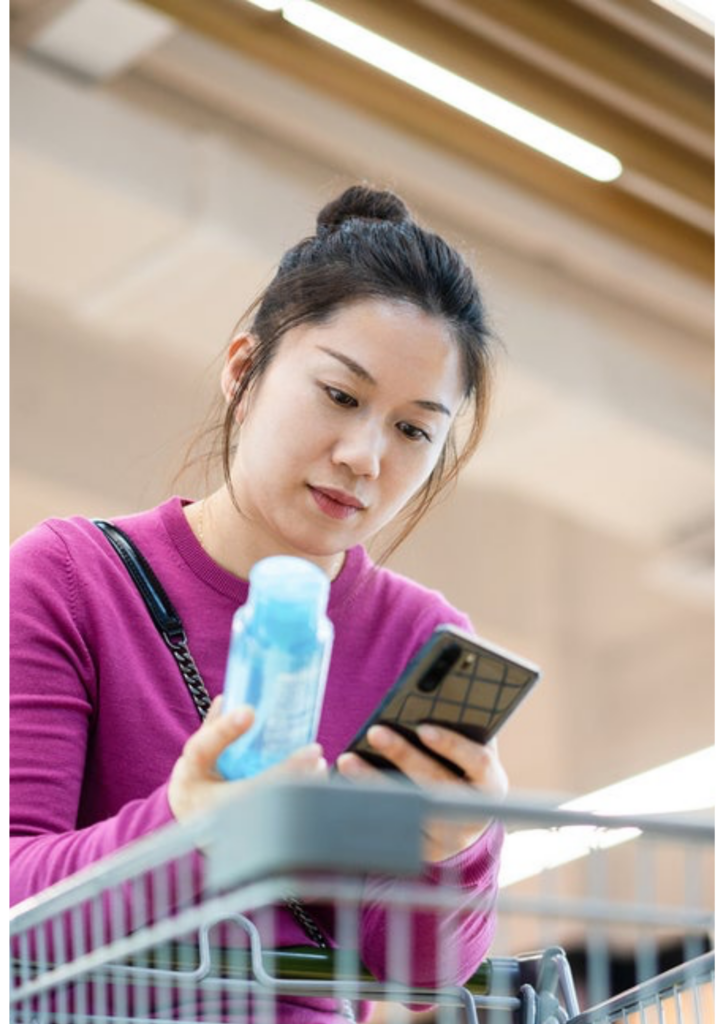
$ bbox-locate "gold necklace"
[331,551,345,581]
[195,499,207,552]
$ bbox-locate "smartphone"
[342,624,541,776]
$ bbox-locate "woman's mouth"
[308,486,366,521]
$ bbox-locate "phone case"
[344,625,541,775]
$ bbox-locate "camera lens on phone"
[418,644,461,692]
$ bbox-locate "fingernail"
[338,754,364,777]
[296,742,323,761]
[418,724,441,743]
[305,756,327,776]
[368,726,391,748]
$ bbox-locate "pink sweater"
[10,497,503,1019]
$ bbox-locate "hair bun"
[316,185,411,235]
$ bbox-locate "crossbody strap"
[92,517,353,1014]
[93,519,212,720]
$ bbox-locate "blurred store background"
[9,0,714,916]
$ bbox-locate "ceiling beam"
[140,0,712,280]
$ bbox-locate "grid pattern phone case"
[345,625,541,775]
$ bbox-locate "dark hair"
[212,185,496,558]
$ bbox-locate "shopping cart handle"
[205,778,427,891]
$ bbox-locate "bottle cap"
[249,556,331,629]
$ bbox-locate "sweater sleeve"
[9,524,176,905]
[358,819,504,992]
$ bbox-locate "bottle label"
[258,667,321,752]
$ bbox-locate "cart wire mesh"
[10,779,714,1024]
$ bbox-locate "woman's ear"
[221,334,255,409]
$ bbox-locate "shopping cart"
[10,778,714,1023]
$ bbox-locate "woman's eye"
[324,386,358,408]
[398,422,432,443]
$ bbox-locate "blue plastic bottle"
[216,555,334,780]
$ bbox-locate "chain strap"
[284,896,332,949]
[284,898,356,1023]
[93,518,356,1021]
[163,632,213,719]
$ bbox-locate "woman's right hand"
[168,696,328,823]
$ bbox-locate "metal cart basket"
[10,779,714,1023]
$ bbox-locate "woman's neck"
[184,488,346,581]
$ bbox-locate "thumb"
[204,695,225,724]
[184,704,255,772]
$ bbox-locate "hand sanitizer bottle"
[216,555,334,780]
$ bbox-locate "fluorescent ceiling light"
[242,0,622,183]
[499,823,641,888]
[561,746,715,817]
[500,746,714,888]
[648,0,715,34]
[29,0,176,81]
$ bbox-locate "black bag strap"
[92,517,353,1018]
[93,519,212,720]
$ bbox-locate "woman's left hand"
[336,726,508,862]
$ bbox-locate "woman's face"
[226,299,466,567]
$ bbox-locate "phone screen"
[343,628,540,775]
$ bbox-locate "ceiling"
[9,0,714,805]
[11,0,715,272]
[150,0,715,269]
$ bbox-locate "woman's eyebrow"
[415,399,451,417]
[317,345,452,416]
[317,346,375,384]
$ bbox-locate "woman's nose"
[332,422,384,479]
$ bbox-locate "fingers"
[205,694,224,723]
[347,724,509,798]
[363,725,459,785]
[336,728,504,863]
[336,751,388,782]
[170,708,326,823]
[183,703,255,774]
[416,726,507,794]
[169,704,254,823]
[264,743,328,781]
[336,727,457,786]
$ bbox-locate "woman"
[10,185,508,1019]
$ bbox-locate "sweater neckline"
[159,496,369,608]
